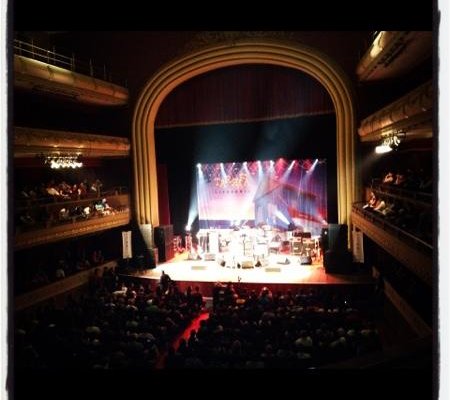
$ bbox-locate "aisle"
[155,312,210,369]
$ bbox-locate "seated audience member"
[79,182,88,198]
[192,286,204,310]
[373,198,386,214]
[101,199,113,215]
[59,208,70,221]
[46,183,61,198]
[259,286,273,306]
[19,212,35,226]
[71,184,79,199]
[224,282,238,306]
[394,172,405,186]
[92,250,105,265]
[382,171,394,184]
[91,179,103,195]
[213,282,226,309]
[380,201,395,217]
[363,191,377,209]
[83,206,91,218]
[55,265,66,280]
[95,198,113,216]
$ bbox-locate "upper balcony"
[356,31,432,82]
[14,126,130,158]
[358,80,432,143]
[14,127,132,249]
[14,39,129,106]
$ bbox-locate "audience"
[15,271,202,370]
[15,248,112,295]
[360,169,432,245]
[166,285,381,369]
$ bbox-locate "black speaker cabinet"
[154,225,173,245]
[320,227,329,251]
[324,250,353,273]
[154,225,174,262]
[322,224,348,253]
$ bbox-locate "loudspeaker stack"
[322,224,353,273]
[154,225,174,262]
[321,224,347,253]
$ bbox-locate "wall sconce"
[375,131,406,154]
[41,153,83,169]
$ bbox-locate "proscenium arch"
[133,40,357,236]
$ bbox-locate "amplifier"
[292,241,303,255]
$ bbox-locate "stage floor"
[131,252,373,286]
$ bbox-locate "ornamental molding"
[357,31,432,81]
[15,212,130,250]
[358,81,432,140]
[181,31,298,55]
[14,126,130,158]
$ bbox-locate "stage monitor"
[196,159,328,236]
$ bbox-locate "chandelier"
[375,131,406,154]
[43,154,83,169]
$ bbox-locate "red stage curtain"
[157,164,171,225]
[155,64,334,128]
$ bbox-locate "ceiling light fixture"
[42,153,83,169]
[375,130,405,154]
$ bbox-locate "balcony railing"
[14,39,127,87]
[15,193,131,249]
[15,186,129,210]
[351,203,432,286]
[15,260,118,311]
[352,203,432,254]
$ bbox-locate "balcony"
[14,126,130,158]
[15,260,118,311]
[14,39,129,106]
[351,204,432,286]
[15,192,131,250]
[357,31,432,81]
[358,81,432,143]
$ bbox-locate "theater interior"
[8,27,437,398]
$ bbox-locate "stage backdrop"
[197,159,327,236]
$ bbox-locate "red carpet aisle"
[155,312,210,369]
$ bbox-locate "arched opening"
[133,40,357,235]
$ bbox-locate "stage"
[124,252,374,296]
